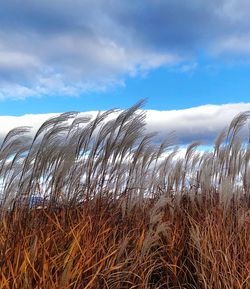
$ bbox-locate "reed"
[0,102,249,288]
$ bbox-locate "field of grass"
[0,102,250,288]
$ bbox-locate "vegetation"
[0,101,249,288]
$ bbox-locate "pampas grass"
[0,102,250,288]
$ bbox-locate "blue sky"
[0,0,250,144]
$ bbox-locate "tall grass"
[0,101,249,288]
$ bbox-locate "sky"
[0,0,250,145]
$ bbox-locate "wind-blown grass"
[0,101,249,288]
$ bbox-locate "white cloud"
[213,35,250,55]
[1,103,250,145]
[1,1,250,99]
[0,51,38,69]
[0,32,178,99]
[145,102,250,143]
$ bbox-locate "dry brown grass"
[0,195,249,288]
[0,102,250,288]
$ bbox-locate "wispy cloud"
[1,103,250,145]
[0,0,250,99]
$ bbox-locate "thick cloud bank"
[1,0,250,99]
[1,103,250,145]
[146,103,250,144]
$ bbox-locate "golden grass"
[0,195,249,289]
